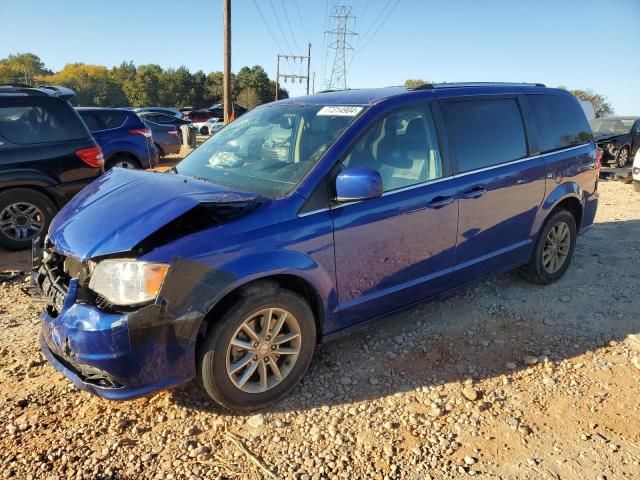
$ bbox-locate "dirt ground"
[0,179,639,480]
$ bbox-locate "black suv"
[0,85,104,250]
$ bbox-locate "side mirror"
[335,167,383,202]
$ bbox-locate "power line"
[268,0,295,57]
[355,0,400,56]
[281,0,301,54]
[294,0,310,43]
[251,0,285,52]
[358,0,392,44]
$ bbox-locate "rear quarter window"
[529,93,592,153]
[96,110,127,130]
[444,98,527,173]
[0,97,88,145]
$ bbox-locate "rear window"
[0,97,88,145]
[96,110,127,130]
[529,93,592,153]
[445,98,527,173]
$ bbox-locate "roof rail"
[407,82,545,90]
[0,84,76,100]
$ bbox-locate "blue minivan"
[36,83,599,411]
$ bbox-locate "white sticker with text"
[317,106,363,116]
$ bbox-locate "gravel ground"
[1,180,639,480]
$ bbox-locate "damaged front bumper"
[39,294,195,400]
[34,246,217,400]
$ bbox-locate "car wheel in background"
[616,147,629,167]
[519,209,577,285]
[107,155,141,170]
[0,188,56,250]
[197,282,316,411]
[200,126,209,135]
[154,143,164,158]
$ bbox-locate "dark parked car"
[0,85,103,250]
[185,109,216,123]
[76,108,158,170]
[140,118,181,156]
[133,107,183,119]
[589,116,640,167]
[137,111,196,140]
[208,103,247,119]
[36,83,599,411]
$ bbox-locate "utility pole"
[326,6,357,90]
[275,44,312,101]
[223,0,232,124]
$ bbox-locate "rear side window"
[156,114,175,124]
[78,112,101,131]
[0,97,88,145]
[529,93,592,153]
[96,111,127,130]
[445,98,527,173]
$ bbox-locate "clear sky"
[1,0,639,114]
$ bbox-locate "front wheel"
[200,126,209,135]
[616,147,629,167]
[0,188,57,250]
[197,283,316,411]
[519,209,577,285]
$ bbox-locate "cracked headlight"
[88,259,169,306]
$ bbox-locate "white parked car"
[633,148,640,192]
[193,117,224,135]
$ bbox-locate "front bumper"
[39,293,195,400]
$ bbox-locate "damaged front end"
[35,168,260,399]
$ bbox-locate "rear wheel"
[200,126,209,135]
[616,147,629,167]
[154,143,164,158]
[197,283,316,411]
[107,155,140,170]
[0,188,56,250]
[519,209,577,285]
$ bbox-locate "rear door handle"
[462,186,487,199]
[427,195,454,208]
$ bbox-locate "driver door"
[331,103,460,328]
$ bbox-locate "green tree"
[0,53,49,84]
[404,79,429,88]
[569,89,613,118]
[44,63,124,106]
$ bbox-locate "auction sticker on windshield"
[317,106,363,116]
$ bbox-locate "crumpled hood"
[48,168,258,260]
[593,132,624,142]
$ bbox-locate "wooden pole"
[223,0,232,124]
[306,43,311,95]
[275,55,280,101]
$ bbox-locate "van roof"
[276,82,553,107]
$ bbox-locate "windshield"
[175,103,364,198]
[590,118,635,135]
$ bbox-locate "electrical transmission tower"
[325,5,357,90]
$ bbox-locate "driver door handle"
[462,185,487,199]
[427,195,454,208]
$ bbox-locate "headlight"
[88,259,169,306]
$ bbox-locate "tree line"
[0,53,288,109]
[404,79,614,118]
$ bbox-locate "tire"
[0,188,57,250]
[106,155,141,170]
[154,143,164,158]
[615,146,629,167]
[519,209,577,285]
[197,282,316,411]
[200,126,209,135]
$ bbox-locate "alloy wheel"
[226,308,301,394]
[617,148,629,167]
[542,221,571,274]
[0,202,44,241]
[113,160,137,169]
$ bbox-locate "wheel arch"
[531,182,584,237]
[198,273,326,344]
